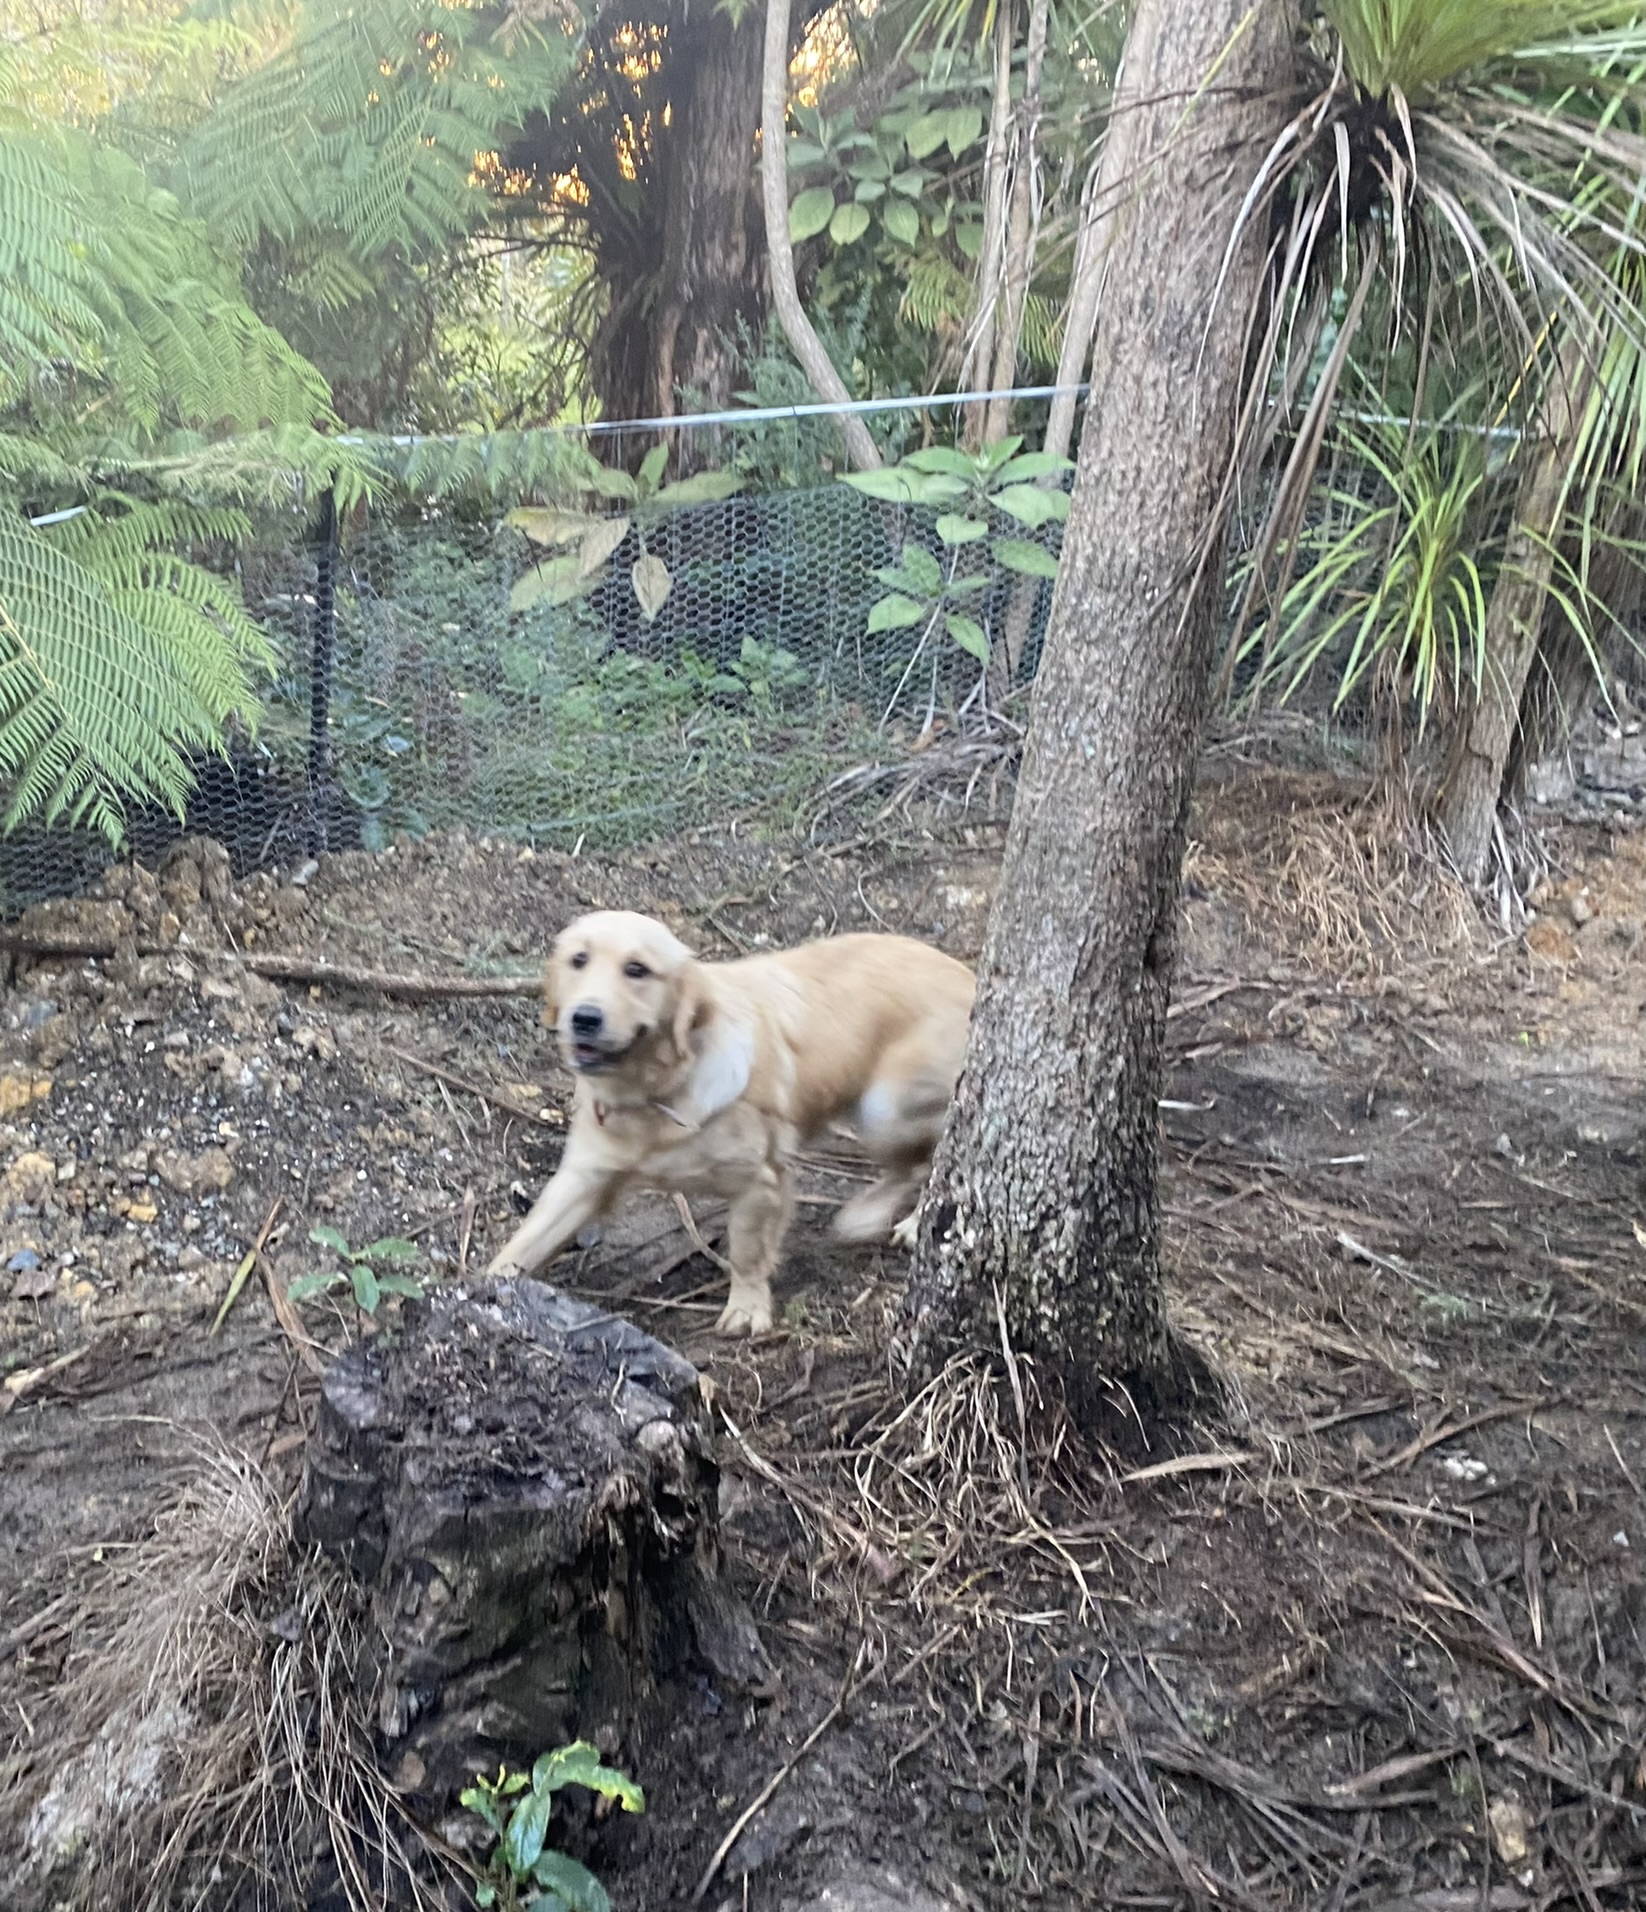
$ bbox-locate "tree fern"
[0,501,272,843]
[178,0,575,263]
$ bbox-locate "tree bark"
[648,3,769,434]
[982,0,1050,446]
[959,0,1016,452]
[760,0,882,473]
[1435,337,1586,885]
[905,0,1295,1425]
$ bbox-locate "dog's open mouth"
[569,1037,631,1073]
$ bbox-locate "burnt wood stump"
[297,1276,764,1807]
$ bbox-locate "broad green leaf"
[585,467,639,504]
[287,1271,341,1302]
[788,186,836,241]
[632,552,672,621]
[503,1786,553,1878]
[308,1225,350,1255]
[530,1742,646,1812]
[944,106,982,155]
[905,446,979,478]
[954,221,983,260]
[899,545,943,594]
[366,1237,420,1264]
[577,516,630,580]
[637,445,669,493]
[881,199,919,245]
[889,168,928,197]
[842,468,966,506]
[866,593,927,632]
[993,538,1061,580]
[653,469,745,507]
[904,110,950,159]
[995,451,1075,485]
[506,506,598,548]
[350,1265,380,1314]
[459,1786,497,1828]
[526,1850,610,1912]
[786,137,826,168]
[510,555,591,612]
[993,485,1068,529]
[946,614,990,661]
[829,201,872,246]
[477,1885,497,1908]
[848,149,891,182]
[375,1272,424,1299]
[936,513,989,546]
[853,177,886,203]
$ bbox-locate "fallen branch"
[385,1045,565,1128]
[1,932,542,1002]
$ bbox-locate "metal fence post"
[307,486,339,856]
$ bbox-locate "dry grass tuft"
[8,1436,455,1912]
[1187,767,1479,975]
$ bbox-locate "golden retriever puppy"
[487,910,975,1335]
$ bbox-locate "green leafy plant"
[507,445,744,622]
[461,1742,644,1912]
[785,93,983,257]
[288,1226,423,1316]
[843,435,1071,666]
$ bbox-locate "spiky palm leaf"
[1227,2,1646,679]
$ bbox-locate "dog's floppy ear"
[542,932,565,1030]
[669,959,713,1061]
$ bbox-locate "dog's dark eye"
[623,960,651,980]
[569,951,589,970]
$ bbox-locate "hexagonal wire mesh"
[0,392,1074,910]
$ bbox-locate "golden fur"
[487,909,976,1335]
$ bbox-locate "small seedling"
[461,1741,644,1912]
[287,1226,423,1315]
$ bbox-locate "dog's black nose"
[570,1004,604,1037]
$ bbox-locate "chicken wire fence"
[2,392,1072,912]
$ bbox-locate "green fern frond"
[899,250,974,336]
[178,0,574,262]
[1017,292,1063,371]
[0,500,272,843]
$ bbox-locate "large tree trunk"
[905,0,1294,1424]
[648,5,767,439]
[760,0,882,473]
[1436,338,1586,885]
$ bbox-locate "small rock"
[4,1152,58,1206]
[1569,889,1594,928]
[1488,1797,1533,1867]
[291,859,319,887]
[0,1073,52,1118]
[154,1147,235,1198]
[10,1257,54,1300]
[7,1247,41,1273]
[1494,1133,1515,1159]
[1439,1453,1489,1483]
[790,1866,960,1912]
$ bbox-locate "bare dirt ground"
[3,746,1646,1912]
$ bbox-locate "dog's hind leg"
[716,1163,794,1337]
[831,1059,952,1244]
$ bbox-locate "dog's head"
[546,910,707,1079]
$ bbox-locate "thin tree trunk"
[1436,337,1586,885]
[761,0,881,473]
[906,0,1295,1424]
[1044,47,1147,465]
[982,0,1050,446]
[960,0,1016,452]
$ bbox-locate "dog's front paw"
[715,1294,774,1338]
[486,1253,525,1279]
[890,1208,922,1251]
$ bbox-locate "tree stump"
[297,1276,765,1807]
